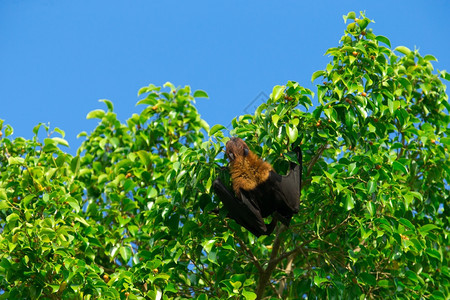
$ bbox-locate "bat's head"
[225,137,249,162]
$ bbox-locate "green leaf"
[52,137,69,147]
[163,81,176,91]
[399,218,415,231]
[0,200,9,210]
[375,35,391,48]
[33,123,44,135]
[287,125,298,144]
[314,275,329,286]
[70,156,80,174]
[345,194,355,211]
[209,124,226,136]
[99,99,114,112]
[394,46,411,56]
[405,270,419,283]
[356,18,369,30]
[74,217,89,227]
[200,119,210,132]
[136,97,158,106]
[423,54,437,62]
[440,137,450,146]
[137,87,148,96]
[359,272,376,286]
[440,70,450,81]
[343,11,356,23]
[120,246,132,262]
[147,187,158,199]
[202,240,216,254]
[77,131,87,138]
[425,248,441,261]
[86,109,105,120]
[193,90,209,98]
[311,70,325,82]
[272,85,285,101]
[392,161,407,174]
[388,98,394,115]
[408,191,423,202]
[136,151,151,169]
[377,280,392,288]
[242,290,257,300]
[367,180,376,194]
[137,84,160,96]
[8,156,24,165]
[54,127,65,138]
[419,224,438,234]
[66,197,80,213]
[397,77,412,94]
[196,294,208,300]
[271,115,280,127]
[431,290,446,300]
[6,213,19,223]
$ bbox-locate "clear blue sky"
[1,1,449,153]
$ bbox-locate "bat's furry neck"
[229,150,272,195]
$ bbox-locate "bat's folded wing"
[213,179,275,236]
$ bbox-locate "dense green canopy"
[0,11,448,299]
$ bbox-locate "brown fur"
[226,138,272,196]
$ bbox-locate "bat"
[213,137,302,236]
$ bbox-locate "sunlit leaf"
[399,218,415,231]
[271,115,280,127]
[311,70,325,82]
[99,99,114,112]
[343,11,356,23]
[423,54,437,62]
[86,109,105,120]
[209,124,226,136]
[375,35,391,48]
[419,224,438,234]
[287,125,298,143]
[52,137,69,147]
[119,246,132,262]
[242,290,257,300]
[345,194,354,211]
[193,90,209,98]
[395,46,411,56]
[392,161,407,174]
[314,275,329,286]
[272,85,285,101]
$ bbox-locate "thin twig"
[226,220,264,274]
[304,144,328,188]
[273,214,350,265]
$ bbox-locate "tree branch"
[256,225,287,300]
[225,219,264,274]
[302,144,328,190]
[273,214,350,266]
[277,253,295,297]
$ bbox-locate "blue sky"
[1,1,449,154]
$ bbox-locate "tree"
[0,11,448,299]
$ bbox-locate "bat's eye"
[243,148,249,157]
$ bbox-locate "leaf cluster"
[0,11,448,300]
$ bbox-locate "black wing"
[244,146,302,227]
[212,147,302,236]
[271,146,302,226]
[213,179,276,237]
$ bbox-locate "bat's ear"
[228,152,235,161]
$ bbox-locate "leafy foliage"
[0,12,448,299]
